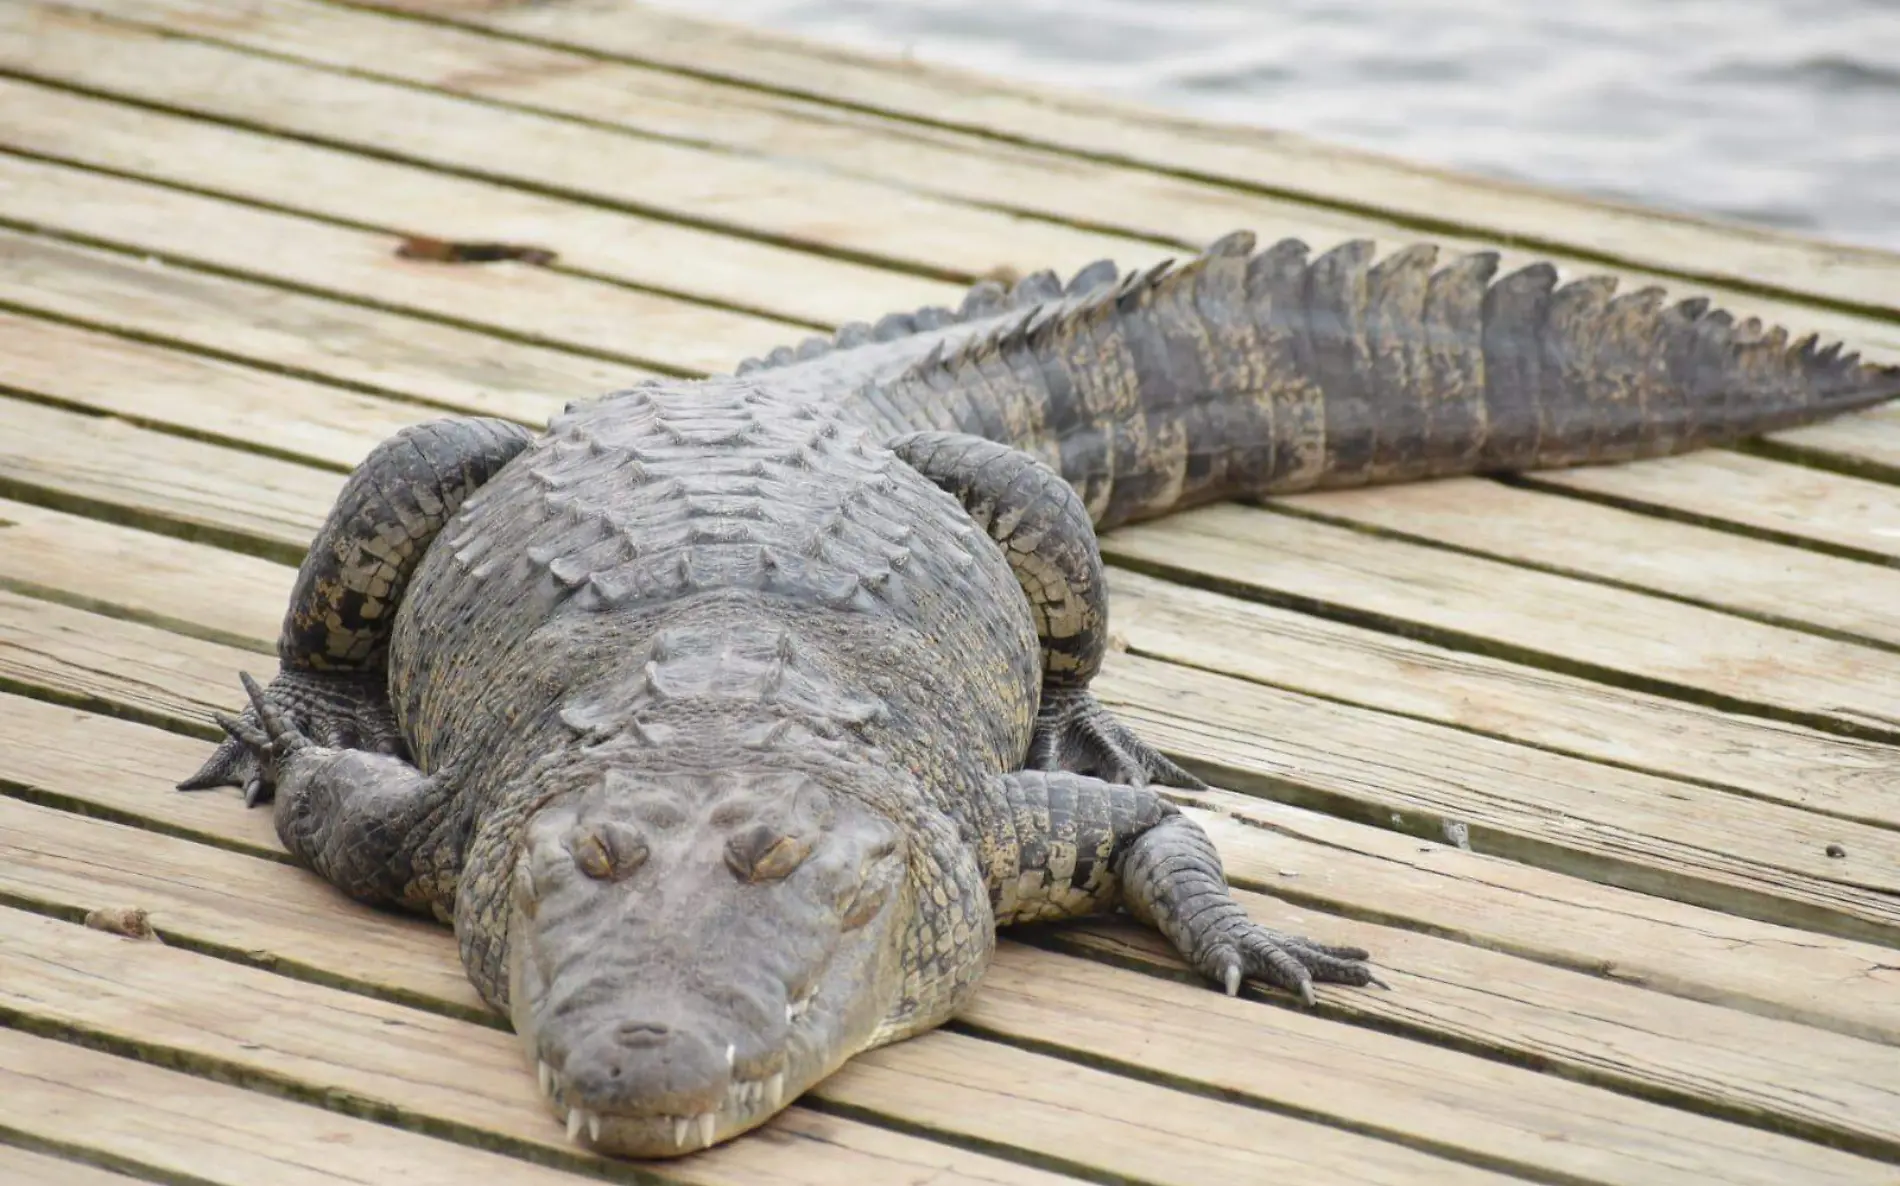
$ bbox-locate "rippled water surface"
[645,0,1900,250]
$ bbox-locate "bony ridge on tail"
[179,232,1899,1158]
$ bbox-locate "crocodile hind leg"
[986,769,1381,1002]
[889,431,1202,788]
[179,417,533,806]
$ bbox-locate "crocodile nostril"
[615,1020,672,1046]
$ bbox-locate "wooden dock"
[2,2,1898,1183]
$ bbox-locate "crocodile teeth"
[725,1042,736,1068]
[587,1112,602,1143]
[766,1071,785,1109]
[673,1116,691,1149]
[537,1060,553,1096]
[565,1108,584,1142]
[696,1111,716,1149]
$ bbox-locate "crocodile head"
[505,761,911,1157]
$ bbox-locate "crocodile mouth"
[531,1046,792,1154]
[510,930,835,1159]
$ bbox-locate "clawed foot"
[178,669,400,807]
[1028,689,1206,790]
[1198,923,1388,1006]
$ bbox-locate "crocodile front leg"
[218,674,462,916]
[987,769,1381,1003]
[889,431,1201,788]
[179,416,532,805]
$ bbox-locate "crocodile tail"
[850,231,1899,530]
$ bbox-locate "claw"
[240,671,303,751]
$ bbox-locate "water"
[642,0,1900,251]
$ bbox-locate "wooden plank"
[5,2,1153,286]
[7,688,1892,1049]
[0,497,288,653]
[973,939,1900,1163]
[0,694,281,856]
[6,801,1893,1183]
[0,588,265,736]
[0,309,424,472]
[1106,569,1899,829]
[1767,405,1900,480]
[0,73,961,333]
[0,1027,1070,1186]
[0,153,795,378]
[388,0,1900,321]
[0,229,618,423]
[1101,503,1900,738]
[1525,452,1900,567]
[0,905,1509,1186]
[0,1144,151,1186]
[0,1029,626,1186]
[1274,476,1900,649]
[0,397,334,560]
[1090,653,1900,936]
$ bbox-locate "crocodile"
[180,232,1898,1159]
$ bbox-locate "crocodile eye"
[564,819,648,881]
[725,823,817,883]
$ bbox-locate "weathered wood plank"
[6,798,1893,1182]
[973,938,1900,1163]
[0,695,282,856]
[0,498,287,653]
[1766,405,1900,480]
[0,1145,151,1186]
[0,588,266,736]
[385,0,1900,320]
[0,1029,644,1185]
[1102,503,1900,737]
[38,0,1900,375]
[1106,570,1899,829]
[0,229,618,423]
[0,309,422,471]
[5,2,1153,286]
[0,397,333,560]
[1524,452,1900,567]
[8,682,1894,1046]
[1275,476,1900,649]
[1090,654,1900,940]
[0,153,793,377]
[0,72,959,332]
[0,1014,1073,1186]
[0,905,1510,1186]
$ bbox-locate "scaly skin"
[182,231,1899,1159]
